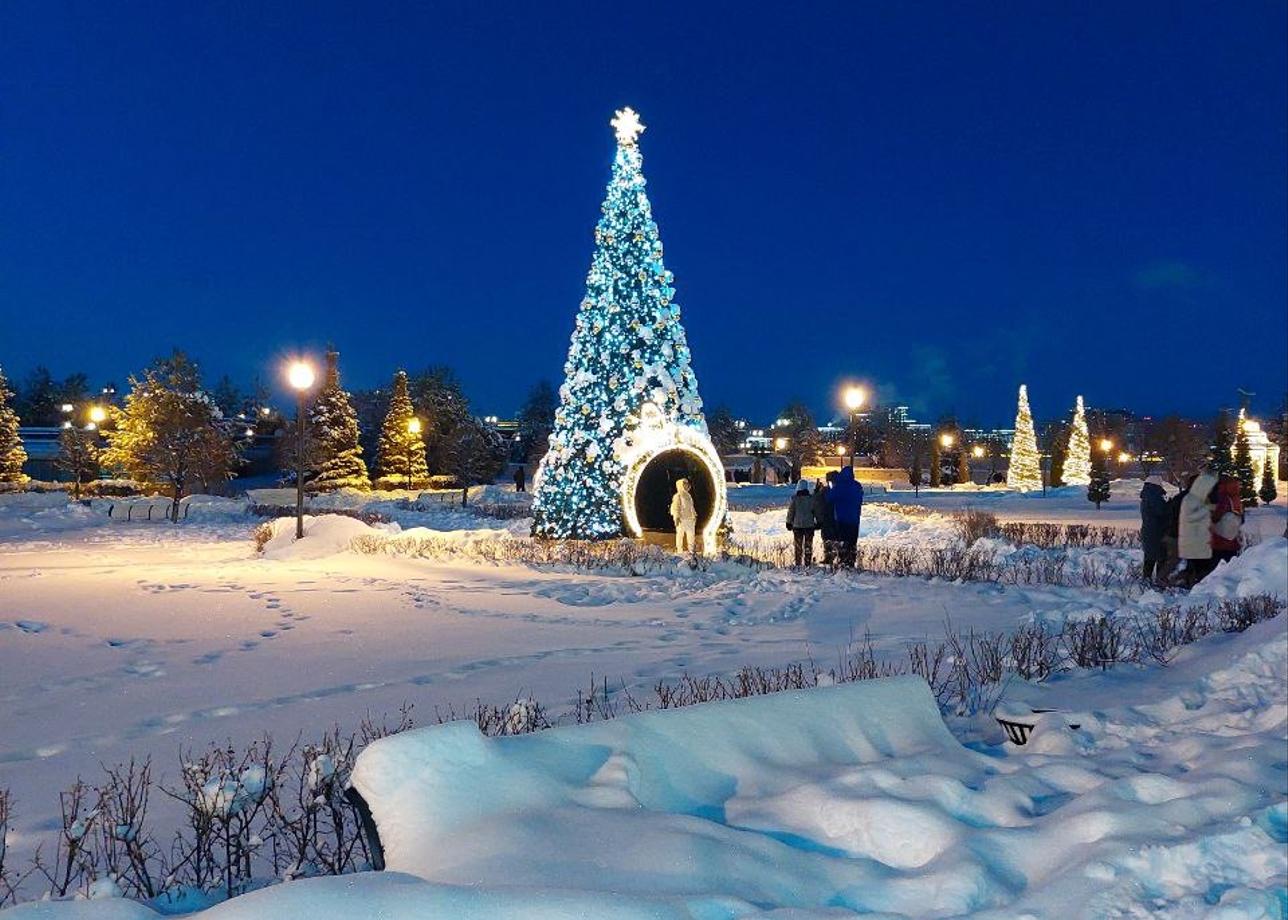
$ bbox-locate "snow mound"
[1190,536,1288,600]
[258,514,401,560]
[351,676,983,910]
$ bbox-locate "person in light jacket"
[1139,475,1170,581]
[786,479,818,566]
[670,478,697,554]
[1178,469,1218,586]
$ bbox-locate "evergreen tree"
[532,108,710,539]
[928,437,942,487]
[307,351,369,491]
[516,380,558,465]
[705,406,743,457]
[101,358,237,520]
[1006,384,1042,491]
[1233,415,1258,507]
[211,375,244,419]
[1047,421,1068,487]
[375,370,428,488]
[408,366,471,475]
[1062,395,1092,486]
[1259,459,1278,505]
[55,426,99,500]
[16,365,58,426]
[1088,443,1111,509]
[445,417,509,501]
[956,441,971,486]
[0,366,29,484]
[1209,412,1237,479]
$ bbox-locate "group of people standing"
[785,466,865,567]
[1140,470,1245,586]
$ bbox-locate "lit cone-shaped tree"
[0,366,28,484]
[375,370,428,489]
[1006,384,1042,491]
[308,351,369,492]
[1062,395,1092,486]
[1233,414,1258,507]
[532,108,711,540]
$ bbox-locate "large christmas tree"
[532,108,709,540]
[308,351,369,492]
[0,366,29,484]
[375,370,429,488]
[1062,395,1092,486]
[1006,384,1042,492]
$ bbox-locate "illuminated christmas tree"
[308,350,369,492]
[375,370,428,488]
[532,108,719,541]
[1062,395,1092,486]
[0,366,28,484]
[1006,384,1042,491]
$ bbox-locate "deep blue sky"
[2,2,1285,426]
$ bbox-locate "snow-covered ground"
[1,482,1285,917]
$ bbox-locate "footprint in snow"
[14,620,48,634]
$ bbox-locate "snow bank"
[351,676,980,909]
[1190,536,1288,600]
[258,514,401,560]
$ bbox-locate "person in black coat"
[1139,474,1169,581]
[814,472,837,565]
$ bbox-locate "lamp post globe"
[286,360,316,540]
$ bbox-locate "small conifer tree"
[1233,417,1258,507]
[1258,460,1277,505]
[1088,444,1111,509]
[55,426,99,500]
[1209,412,1237,479]
[307,351,369,492]
[375,370,428,488]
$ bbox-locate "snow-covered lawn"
[0,482,1284,917]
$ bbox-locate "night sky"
[2,2,1285,426]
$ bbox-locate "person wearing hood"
[814,472,838,565]
[1210,476,1244,565]
[1139,474,1170,581]
[1178,468,1219,585]
[670,478,697,555]
[786,479,818,566]
[830,465,864,567]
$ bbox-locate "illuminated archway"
[619,404,727,555]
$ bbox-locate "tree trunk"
[171,482,182,523]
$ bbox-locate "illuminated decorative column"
[532,108,725,547]
[1006,384,1042,492]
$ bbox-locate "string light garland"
[1006,384,1042,492]
[1062,394,1092,486]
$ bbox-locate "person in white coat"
[670,478,697,554]
[1177,469,1218,586]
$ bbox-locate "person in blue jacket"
[830,466,864,567]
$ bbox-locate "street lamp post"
[406,417,422,490]
[842,385,867,467]
[287,361,316,540]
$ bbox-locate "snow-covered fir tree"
[532,108,708,539]
[1062,395,1092,486]
[0,366,29,484]
[101,357,237,521]
[1209,412,1237,479]
[375,370,428,488]
[55,425,99,500]
[1006,384,1042,491]
[1087,443,1111,509]
[1233,414,1258,507]
[1259,458,1277,505]
[307,351,369,492]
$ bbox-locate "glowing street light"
[835,444,848,456]
[842,385,867,412]
[972,445,986,458]
[406,417,423,490]
[1099,438,1114,453]
[774,437,788,451]
[286,359,317,540]
[88,405,107,424]
[939,432,955,449]
[60,403,73,413]
[1117,451,1131,464]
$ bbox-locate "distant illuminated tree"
[55,426,99,500]
[1234,416,1258,507]
[1062,395,1092,486]
[0,366,28,484]
[1006,384,1042,491]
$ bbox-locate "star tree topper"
[611,106,645,146]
